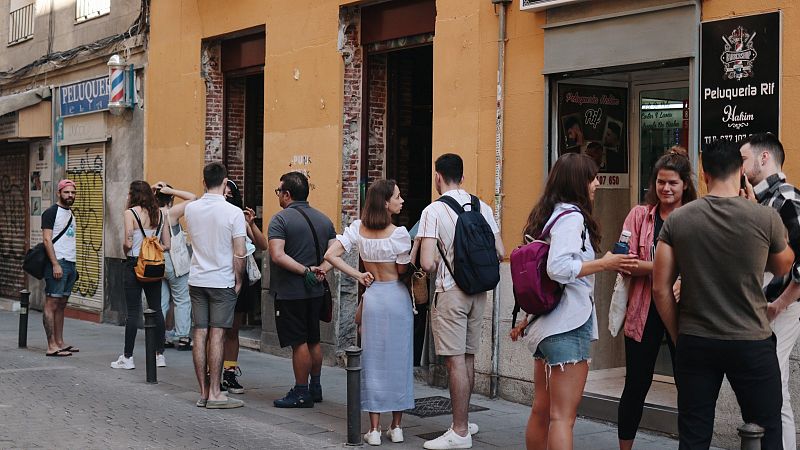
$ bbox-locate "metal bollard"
[345,345,363,446]
[18,289,30,348]
[738,423,764,450]
[143,309,158,384]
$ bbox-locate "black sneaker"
[223,367,244,394]
[273,388,314,408]
[309,383,323,403]
[176,337,192,351]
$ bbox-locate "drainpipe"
[490,0,511,400]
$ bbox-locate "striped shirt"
[417,189,499,292]
[754,172,800,301]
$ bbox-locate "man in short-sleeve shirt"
[268,171,335,408]
[41,179,78,357]
[185,162,247,409]
[653,139,794,450]
[418,153,504,449]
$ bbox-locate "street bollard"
[143,309,158,384]
[738,423,764,450]
[18,289,30,348]
[345,345,363,446]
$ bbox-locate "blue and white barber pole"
[107,54,127,115]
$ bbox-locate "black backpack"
[437,195,500,295]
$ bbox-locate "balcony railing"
[76,0,110,23]
[8,3,34,46]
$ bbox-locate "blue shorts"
[44,259,78,298]
[533,316,593,366]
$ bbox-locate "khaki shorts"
[431,288,486,356]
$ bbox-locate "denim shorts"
[533,316,593,366]
[44,259,78,298]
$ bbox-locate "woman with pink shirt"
[617,148,697,450]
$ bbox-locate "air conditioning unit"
[520,0,591,12]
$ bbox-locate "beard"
[61,196,75,207]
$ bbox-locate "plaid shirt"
[754,172,800,301]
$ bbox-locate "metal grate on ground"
[404,395,489,418]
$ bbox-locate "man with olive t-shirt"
[653,138,794,450]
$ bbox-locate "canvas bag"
[510,209,585,323]
[166,208,191,277]
[608,274,630,337]
[131,209,166,282]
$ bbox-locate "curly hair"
[127,180,160,226]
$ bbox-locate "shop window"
[8,1,34,45]
[75,0,110,23]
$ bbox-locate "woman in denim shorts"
[511,153,637,450]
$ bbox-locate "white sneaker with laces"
[423,428,472,449]
[156,354,166,367]
[386,427,404,443]
[110,355,135,370]
[364,428,382,446]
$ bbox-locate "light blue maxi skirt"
[360,280,415,413]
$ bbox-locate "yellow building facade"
[145,1,798,446]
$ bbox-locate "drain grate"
[404,395,489,418]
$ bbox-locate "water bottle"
[612,230,632,255]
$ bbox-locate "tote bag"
[167,209,191,277]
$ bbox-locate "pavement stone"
[0,310,697,449]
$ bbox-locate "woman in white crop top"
[325,180,414,446]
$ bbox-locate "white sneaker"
[386,427,404,443]
[156,354,166,367]
[423,428,472,449]
[468,423,479,435]
[364,428,381,446]
[110,355,135,370]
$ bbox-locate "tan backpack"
[130,208,165,282]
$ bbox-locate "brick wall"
[224,77,246,189]
[202,41,223,163]
[339,6,362,228]
[367,54,387,186]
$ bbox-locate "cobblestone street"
[0,310,689,449]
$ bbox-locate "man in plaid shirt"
[741,133,800,450]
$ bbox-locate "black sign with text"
[700,12,780,145]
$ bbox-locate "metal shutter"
[66,144,104,311]
[0,147,28,298]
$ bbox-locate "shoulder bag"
[166,208,191,277]
[23,213,73,280]
[293,207,333,323]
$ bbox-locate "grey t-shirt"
[659,196,786,341]
[267,202,335,300]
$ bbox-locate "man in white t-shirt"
[185,162,247,409]
[41,179,78,357]
[418,154,504,449]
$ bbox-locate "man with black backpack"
[41,179,78,357]
[418,154,504,449]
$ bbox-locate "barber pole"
[107,54,127,115]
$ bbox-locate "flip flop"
[205,397,244,409]
[196,398,207,407]
[61,346,80,353]
[46,350,72,357]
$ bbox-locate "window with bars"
[75,0,110,23]
[8,2,34,45]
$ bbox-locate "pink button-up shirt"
[622,204,658,342]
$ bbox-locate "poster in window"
[557,84,628,188]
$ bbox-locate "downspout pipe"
[490,0,511,400]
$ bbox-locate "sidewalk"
[0,310,687,449]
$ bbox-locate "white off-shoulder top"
[337,220,412,264]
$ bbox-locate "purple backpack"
[510,210,584,324]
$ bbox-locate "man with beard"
[41,179,79,357]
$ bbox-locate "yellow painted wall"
[145,0,546,243]
[702,1,799,181]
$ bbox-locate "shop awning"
[0,86,51,117]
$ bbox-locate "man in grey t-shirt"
[653,139,794,449]
[268,172,335,408]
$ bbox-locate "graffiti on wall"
[66,146,104,304]
[0,150,28,298]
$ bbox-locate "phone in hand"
[741,174,747,190]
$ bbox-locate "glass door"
[637,86,690,203]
